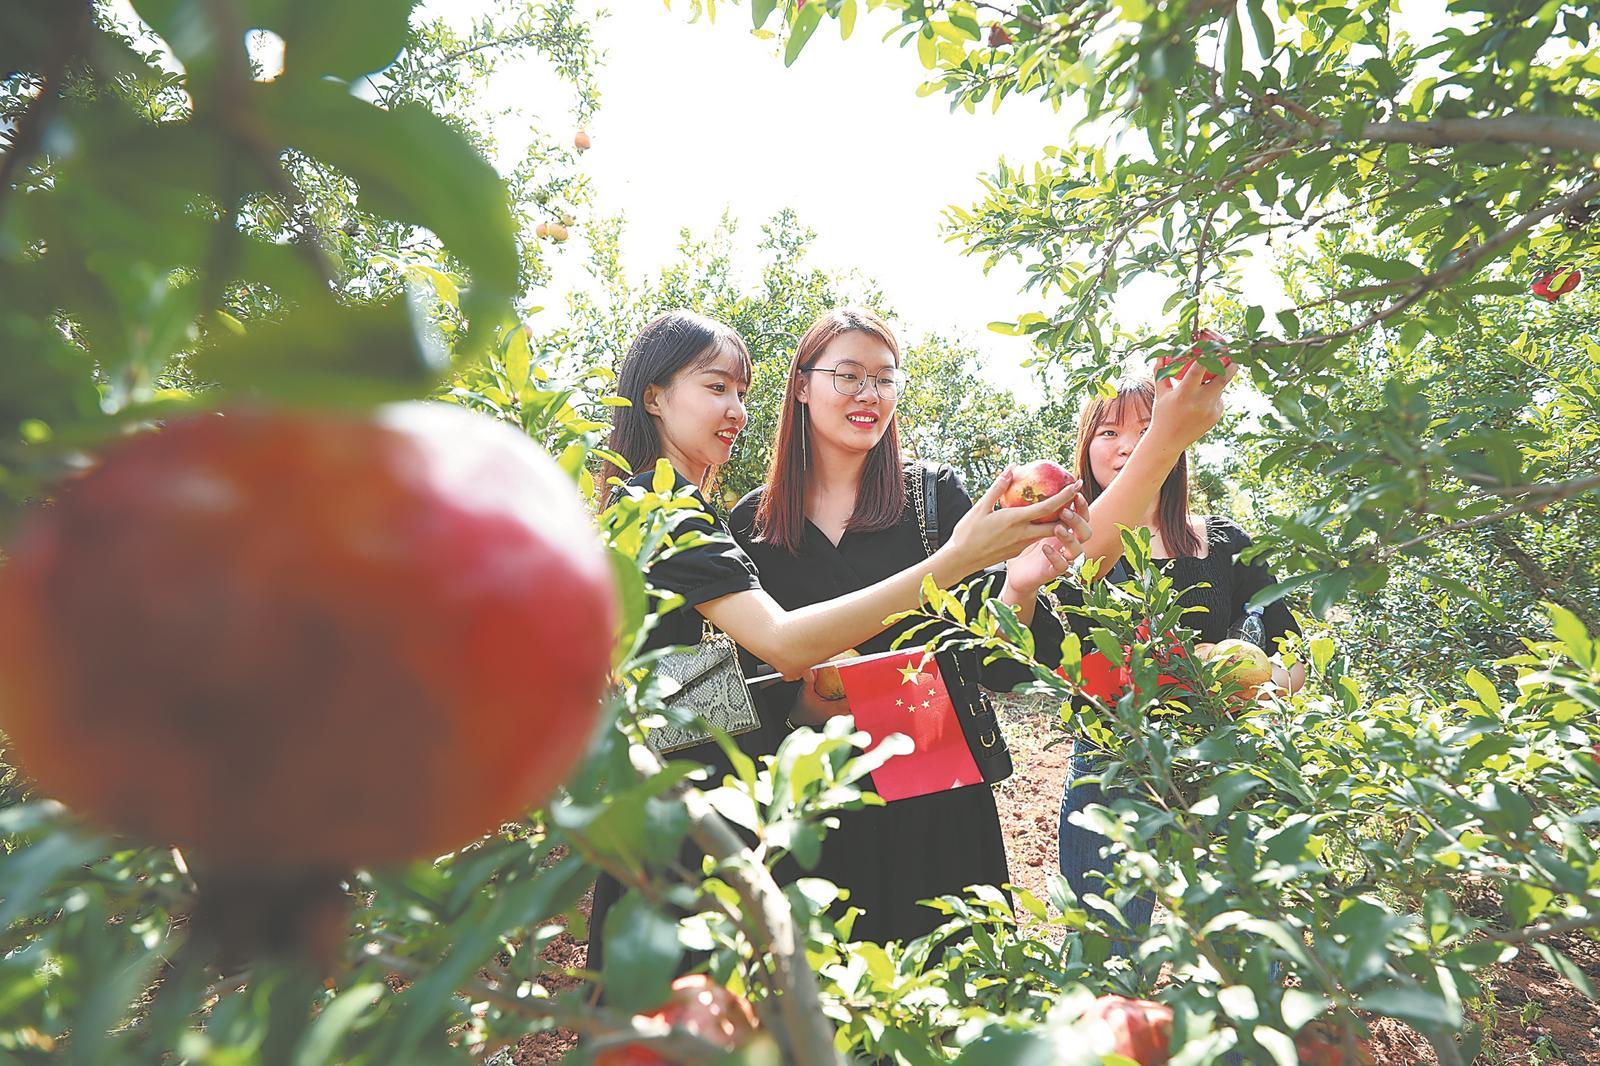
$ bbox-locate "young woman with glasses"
[728,307,1236,946]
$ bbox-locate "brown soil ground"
[513,699,1600,1063]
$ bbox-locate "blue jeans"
[1058,750,1155,955]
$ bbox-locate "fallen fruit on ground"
[595,975,759,1065]
[1000,459,1072,509]
[0,402,617,871]
[1078,994,1173,1065]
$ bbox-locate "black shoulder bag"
[907,463,1014,786]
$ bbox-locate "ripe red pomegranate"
[1079,994,1173,1065]
[1531,266,1582,302]
[0,403,617,871]
[1000,459,1074,509]
[1156,328,1233,384]
[595,975,759,1065]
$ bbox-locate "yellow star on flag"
[898,664,925,685]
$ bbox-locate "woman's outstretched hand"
[1150,359,1240,450]
[1004,489,1091,594]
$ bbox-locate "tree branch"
[1381,473,1600,558]
[662,748,842,1066]
[413,30,563,77]
[1357,116,1600,156]
[1262,172,1600,352]
[1488,527,1600,635]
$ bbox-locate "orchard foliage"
[0,0,602,528]
[750,0,1600,617]
[5,1,1600,1065]
[894,533,1600,1065]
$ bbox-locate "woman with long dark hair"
[729,308,1236,945]
[1057,378,1305,945]
[586,308,1090,976]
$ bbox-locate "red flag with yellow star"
[833,650,982,802]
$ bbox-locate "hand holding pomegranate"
[1198,638,1274,705]
[939,465,1084,574]
[1147,347,1239,451]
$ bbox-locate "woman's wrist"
[929,542,975,586]
[1000,574,1035,602]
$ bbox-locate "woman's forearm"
[998,578,1039,626]
[700,546,983,678]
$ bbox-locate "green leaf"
[785,3,824,66]
[1222,11,1243,92]
[191,299,446,403]
[955,1027,1058,1065]
[1534,943,1597,1001]
[1309,636,1335,673]
[1331,898,1404,987]
[653,457,677,495]
[1281,989,1331,1030]
[601,892,683,1013]
[608,547,651,663]
[283,0,418,81]
[1548,603,1596,670]
[1463,668,1502,712]
[0,828,106,928]
[1340,252,1420,281]
[1246,0,1274,56]
[1354,982,1461,1029]
[1190,770,1262,819]
[752,0,777,29]
[1502,882,1554,927]
[839,0,857,39]
[292,984,385,1066]
[255,80,518,337]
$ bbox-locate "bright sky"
[477,1,1234,395]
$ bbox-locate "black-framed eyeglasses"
[801,361,910,399]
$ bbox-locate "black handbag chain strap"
[908,464,973,692]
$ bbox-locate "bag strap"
[910,462,939,559]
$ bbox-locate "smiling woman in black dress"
[729,308,1236,945]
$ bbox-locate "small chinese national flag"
[834,650,982,802]
[1058,621,1187,702]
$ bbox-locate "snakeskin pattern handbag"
[649,619,762,755]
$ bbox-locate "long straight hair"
[600,310,752,492]
[752,307,906,553]
[1074,380,1200,558]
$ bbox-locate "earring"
[799,405,809,471]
